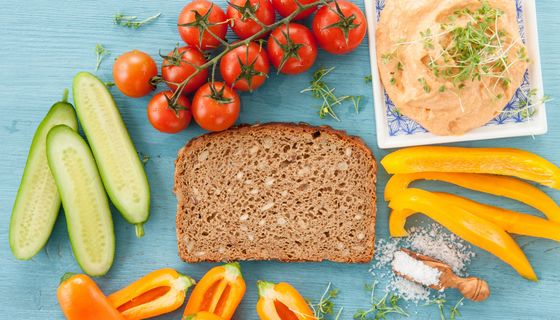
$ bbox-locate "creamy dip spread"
[376,0,528,135]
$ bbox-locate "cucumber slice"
[73,72,150,237]
[46,125,115,276]
[9,93,78,260]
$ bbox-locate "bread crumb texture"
[174,123,377,263]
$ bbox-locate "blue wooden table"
[1,1,559,319]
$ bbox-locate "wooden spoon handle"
[455,277,491,302]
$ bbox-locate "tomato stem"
[170,0,328,106]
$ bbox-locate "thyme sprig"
[307,282,343,320]
[353,282,409,320]
[94,44,110,71]
[300,66,361,121]
[114,12,161,28]
[167,0,326,109]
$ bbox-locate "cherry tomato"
[312,0,367,54]
[192,82,241,132]
[147,91,192,134]
[267,23,317,74]
[178,0,228,50]
[220,42,270,91]
[271,0,317,20]
[162,46,208,94]
[113,50,157,98]
[227,0,275,39]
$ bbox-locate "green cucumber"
[72,72,150,237]
[9,91,78,260]
[46,125,115,276]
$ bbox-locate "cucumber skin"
[72,72,150,236]
[46,125,115,276]
[9,101,78,260]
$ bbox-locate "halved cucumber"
[9,92,78,260]
[73,72,150,237]
[46,125,115,276]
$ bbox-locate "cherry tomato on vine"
[220,42,270,91]
[271,0,317,20]
[113,50,157,98]
[312,0,367,54]
[147,91,192,134]
[227,0,276,39]
[267,23,317,75]
[161,46,208,94]
[178,0,228,50]
[192,82,241,132]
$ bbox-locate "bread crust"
[174,122,377,263]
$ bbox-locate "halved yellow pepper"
[381,147,560,189]
[184,262,246,320]
[256,281,315,320]
[435,192,560,242]
[389,188,537,281]
[384,172,560,222]
[108,268,194,320]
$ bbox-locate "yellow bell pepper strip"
[184,262,246,320]
[388,188,537,281]
[381,147,560,189]
[384,172,560,222]
[256,281,316,320]
[58,273,125,320]
[435,192,560,242]
[108,268,195,320]
[183,311,224,320]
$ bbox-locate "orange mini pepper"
[183,311,224,320]
[381,147,560,189]
[108,268,195,320]
[384,172,560,222]
[389,188,537,281]
[57,273,124,320]
[184,262,246,320]
[435,192,560,242]
[256,281,316,320]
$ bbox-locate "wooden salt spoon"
[393,248,490,302]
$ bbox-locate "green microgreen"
[301,67,362,121]
[353,282,409,320]
[306,283,343,320]
[94,44,110,71]
[425,297,465,320]
[365,74,372,83]
[114,12,161,28]
[418,77,431,93]
[501,88,552,120]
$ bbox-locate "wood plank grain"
[0,0,559,319]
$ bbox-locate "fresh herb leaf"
[307,283,343,320]
[301,67,362,121]
[365,74,372,83]
[114,12,161,29]
[353,282,409,320]
[418,77,431,93]
[94,44,110,71]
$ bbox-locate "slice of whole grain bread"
[174,123,377,263]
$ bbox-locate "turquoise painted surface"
[0,0,559,319]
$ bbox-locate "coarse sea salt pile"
[371,223,476,302]
[392,251,442,286]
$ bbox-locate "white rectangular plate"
[364,0,547,149]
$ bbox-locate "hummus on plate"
[376,0,528,135]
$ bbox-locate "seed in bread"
[174,123,377,263]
